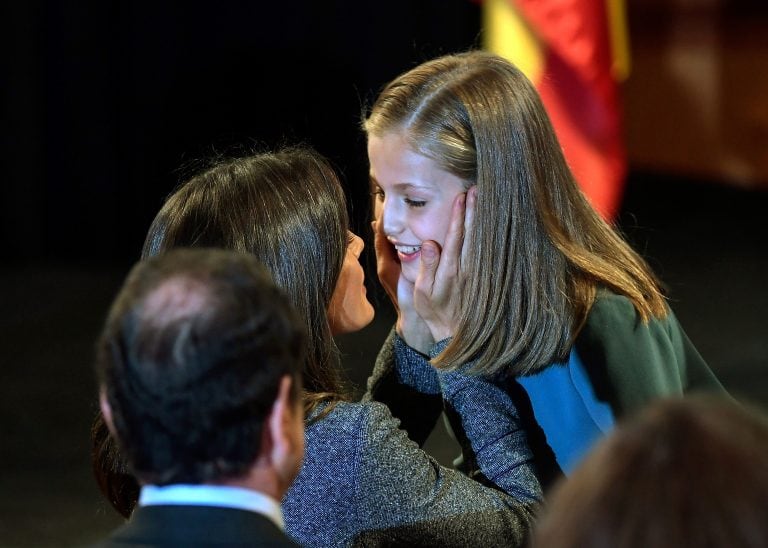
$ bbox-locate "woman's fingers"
[372,219,400,309]
[435,192,466,282]
[413,193,467,342]
[461,186,476,266]
[372,219,436,352]
[415,241,439,299]
[373,219,395,267]
[396,273,434,353]
[413,191,468,303]
[412,241,442,337]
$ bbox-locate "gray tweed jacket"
[281,331,541,547]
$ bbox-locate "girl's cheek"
[418,210,446,241]
[409,207,449,245]
[409,218,431,242]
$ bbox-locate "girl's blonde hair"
[365,51,666,376]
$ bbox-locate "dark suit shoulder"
[95,505,298,547]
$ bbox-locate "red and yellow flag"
[484,0,630,220]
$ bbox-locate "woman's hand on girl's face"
[413,186,476,343]
[374,219,434,353]
[373,219,400,311]
[395,274,435,354]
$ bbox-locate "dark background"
[3,1,482,266]
[2,2,767,546]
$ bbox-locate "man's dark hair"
[95,248,305,485]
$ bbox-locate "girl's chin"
[400,264,419,284]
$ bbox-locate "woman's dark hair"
[142,147,350,410]
[91,413,138,518]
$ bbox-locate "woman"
[363,51,725,487]
[92,147,540,547]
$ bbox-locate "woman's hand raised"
[373,219,434,354]
[413,186,476,343]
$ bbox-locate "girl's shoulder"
[575,290,721,414]
[586,289,672,338]
[590,289,643,320]
[579,289,675,362]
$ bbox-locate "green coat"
[366,291,726,487]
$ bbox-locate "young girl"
[363,51,725,487]
[92,147,540,547]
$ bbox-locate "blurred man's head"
[534,395,768,548]
[96,248,306,497]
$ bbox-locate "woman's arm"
[363,217,445,445]
[364,189,485,447]
[434,339,541,502]
[355,401,539,547]
[362,328,444,446]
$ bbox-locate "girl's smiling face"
[368,131,468,284]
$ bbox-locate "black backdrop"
[2,1,481,266]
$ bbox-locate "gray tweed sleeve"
[352,402,538,547]
[432,339,542,503]
[362,328,443,446]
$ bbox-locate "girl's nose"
[380,198,403,237]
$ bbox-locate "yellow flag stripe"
[482,0,544,82]
[606,0,631,80]
[484,0,630,82]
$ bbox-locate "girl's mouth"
[394,244,421,262]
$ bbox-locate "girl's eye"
[371,186,385,201]
[405,198,426,208]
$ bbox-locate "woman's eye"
[370,186,385,201]
[405,198,426,208]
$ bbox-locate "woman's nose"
[349,233,365,256]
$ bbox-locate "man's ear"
[99,388,118,438]
[266,375,304,487]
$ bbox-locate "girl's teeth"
[395,245,421,255]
